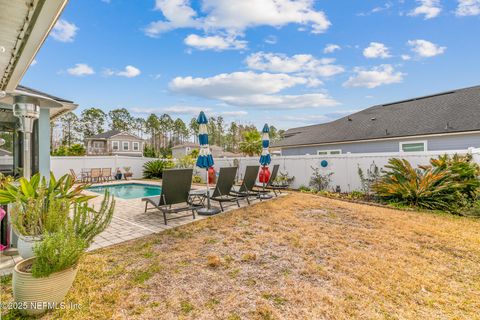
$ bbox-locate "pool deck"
[0,179,282,276]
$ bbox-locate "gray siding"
[281,133,480,156]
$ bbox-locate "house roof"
[86,130,142,140]
[273,85,480,148]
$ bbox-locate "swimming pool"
[87,183,161,200]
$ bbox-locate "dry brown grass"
[2,193,480,319]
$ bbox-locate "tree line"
[52,107,284,157]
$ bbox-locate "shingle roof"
[16,85,74,103]
[86,130,143,140]
[273,85,480,148]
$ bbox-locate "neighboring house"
[172,143,242,158]
[85,130,144,157]
[273,85,480,156]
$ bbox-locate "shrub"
[192,175,202,183]
[176,155,195,168]
[309,167,333,192]
[2,173,94,237]
[143,159,175,179]
[143,145,158,158]
[31,191,115,278]
[31,229,87,278]
[358,162,380,197]
[372,155,479,213]
[274,171,294,187]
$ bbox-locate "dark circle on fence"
[321,160,328,168]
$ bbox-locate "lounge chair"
[207,167,241,211]
[90,168,102,183]
[254,164,286,196]
[141,168,198,225]
[101,168,114,182]
[231,165,260,204]
[69,169,88,183]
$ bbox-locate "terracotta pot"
[13,257,78,315]
[17,235,41,259]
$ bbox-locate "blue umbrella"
[259,124,271,166]
[259,124,272,199]
[196,111,214,169]
[195,111,220,215]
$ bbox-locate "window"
[317,149,342,155]
[400,141,426,152]
[112,141,119,151]
[133,142,139,151]
[123,141,129,151]
[93,141,104,148]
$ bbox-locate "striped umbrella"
[259,124,272,199]
[196,111,220,215]
[259,124,271,166]
[196,111,214,169]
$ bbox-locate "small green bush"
[143,159,175,179]
[192,175,202,183]
[31,229,87,278]
[309,167,333,192]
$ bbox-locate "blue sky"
[22,0,480,129]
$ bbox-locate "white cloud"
[51,19,78,42]
[169,71,338,109]
[221,110,248,116]
[245,52,344,78]
[30,59,37,66]
[170,71,306,97]
[105,65,141,78]
[363,42,391,59]
[409,0,441,19]
[145,0,331,37]
[456,0,480,16]
[184,34,247,50]
[357,2,393,16]
[401,54,411,61]
[323,44,341,54]
[67,63,95,76]
[343,64,404,88]
[220,93,339,109]
[407,39,446,57]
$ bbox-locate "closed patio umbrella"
[196,111,221,215]
[259,124,273,199]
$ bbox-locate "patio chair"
[101,168,114,182]
[254,164,286,196]
[207,166,241,211]
[141,168,198,225]
[69,169,85,183]
[90,168,102,183]
[231,165,260,204]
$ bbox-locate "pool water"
[87,183,161,200]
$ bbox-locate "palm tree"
[239,130,262,156]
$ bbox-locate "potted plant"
[12,192,115,315]
[0,173,94,258]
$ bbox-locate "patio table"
[188,189,207,206]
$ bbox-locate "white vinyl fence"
[51,148,479,192]
[51,155,157,179]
